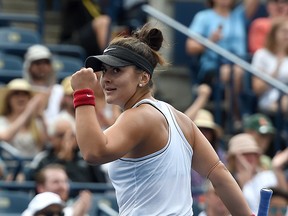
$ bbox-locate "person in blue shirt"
[186,0,260,123]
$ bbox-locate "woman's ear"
[139,72,150,87]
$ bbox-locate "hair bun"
[133,24,163,51]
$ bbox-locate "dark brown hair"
[35,164,66,185]
[109,23,166,70]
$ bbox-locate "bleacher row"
[0,140,120,215]
[0,26,86,85]
[0,2,118,215]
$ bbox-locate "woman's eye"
[113,67,121,73]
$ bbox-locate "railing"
[142,5,288,150]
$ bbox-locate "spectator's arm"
[186,12,210,55]
[0,94,43,142]
[186,38,206,55]
[272,148,288,190]
[184,84,211,120]
[72,190,92,216]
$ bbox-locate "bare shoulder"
[114,103,168,140]
[168,105,195,148]
[113,103,169,157]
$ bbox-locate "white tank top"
[108,99,194,216]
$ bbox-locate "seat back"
[0,190,32,213]
[0,27,41,45]
[0,53,23,70]
[53,55,83,81]
[0,53,23,83]
[47,44,87,61]
[0,27,41,59]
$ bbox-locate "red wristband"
[73,88,95,109]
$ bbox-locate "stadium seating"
[0,27,41,59]
[0,53,23,83]
[0,190,32,215]
[52,55,84,81]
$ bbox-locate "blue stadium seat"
[0,190,32,214]
[0,53,23,70]
[0,53,23,83]
[0,27,41,45]
[0,27,41,59]
[47,44,87,61]
[53,55,84,81]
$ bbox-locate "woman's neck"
[123,91,153,111]
[214,6,231,17]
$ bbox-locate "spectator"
[198,181,231,216]
[269,187,288,216]
[226,133,287,213]
[59,0,111,57]
[23,44,64,123]
[248,0,288,54]
[251,17,288,113]
[117,0,149,33]
[26,115,106,183]
[243,113,276,168]
[58,76,76,121]
[35,164,92,216]
[22,192,65,216]
[186,0,260,122]
[0,78,47,158]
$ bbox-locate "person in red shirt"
[249,0,288,54]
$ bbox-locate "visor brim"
[85,55,132,72]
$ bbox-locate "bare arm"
[191,123,253,215]
[71,68,159,164]
[185,38,205,55]
[184,84,211,120]
[186,23,223,56]
[72,190,92,216]
[0,94,43,142]
[272,148,288,190]
[252,58,282,96]
[209,163,253,215]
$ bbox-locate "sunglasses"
[34,210,65,216]
[269,206,287,215]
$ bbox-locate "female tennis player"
[71,23,254,215]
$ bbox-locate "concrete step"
[1,0,62,44]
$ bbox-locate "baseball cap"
[24,44,52,63]
[227,133,261,157]
[243,113,275,134]
[21,192,65,216]
[85,45,154,75]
